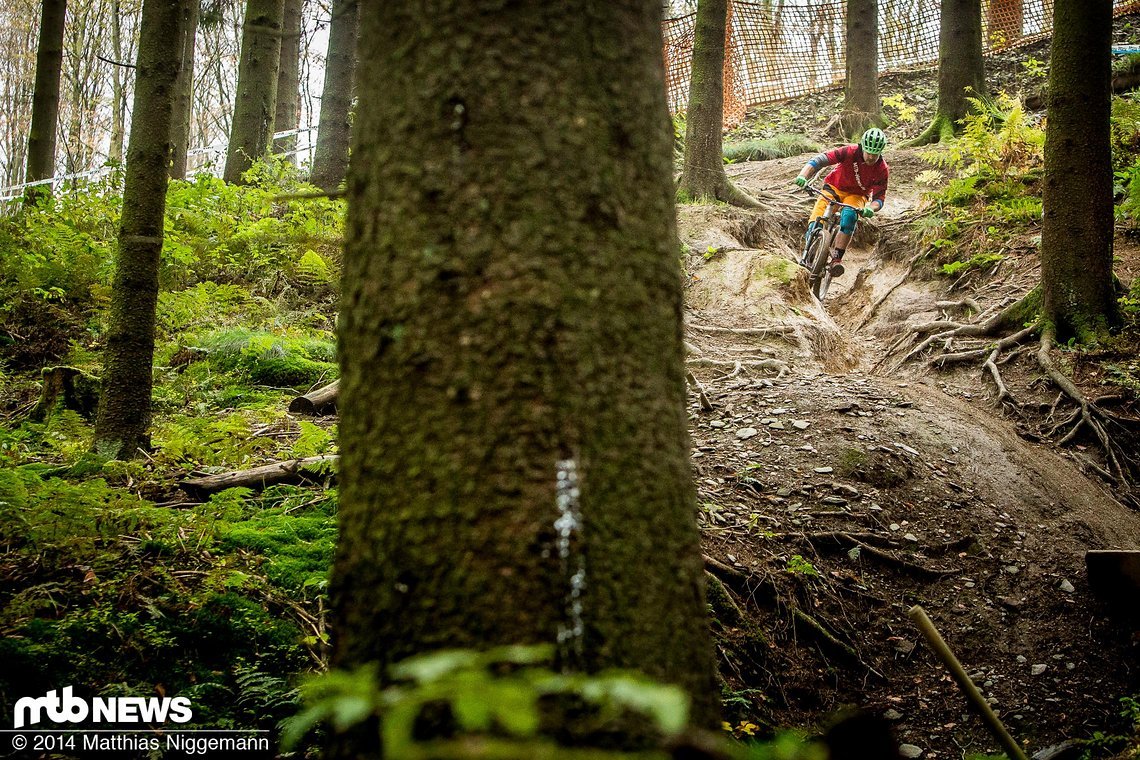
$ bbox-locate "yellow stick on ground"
[907,605,1029,760]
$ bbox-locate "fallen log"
[289,379,339,416]
[179,455,338,499]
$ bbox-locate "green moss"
[753,256,800,285]
[723,134,821,163]
[705,575,743,627]
[197,328,338,387]
[836,447,911,487]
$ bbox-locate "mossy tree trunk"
[223,0,284,183]
[910,0,987,146]
[169,0,200,179]
[1040,0,1118,343]
[327,2,719,756]
[839,0,884,139]
[308,0,357,191]
[24,0,67,206]
[986,0,1023,48]
[272,0,302,161]
[678,0,758,206]
[93,0,185,459]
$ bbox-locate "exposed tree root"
[888,290,1136,489]
[1035,327,1134,486]
[789,606,861,661]
[686,370,714,412]
[687,357,790,378]
[806,531,960,577]
[904,113,957,148]
[686,323,797,340]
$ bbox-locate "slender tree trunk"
[108,0,125,163]
[308,0,357,190]
[986,0,1022,48]
[92,0,184,460]
[272,0,301,161]
[909,0,987,145]
[1040,0,1118,342]
[223,0,284,183]
[169,0,199,179]
[839,0,883,139]
[678,0,757,206]
[327,2,719,756]
[24,0,67,205]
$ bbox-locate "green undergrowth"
[0,156,343,372]
[0,462,335,737]
[191,327,337,389]
[0,158,348,746]
[913,93,1045,275]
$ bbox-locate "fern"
[292,421,332,458]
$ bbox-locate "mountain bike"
[798,183,863,301]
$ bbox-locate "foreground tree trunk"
[93,0,184,459]
[169,0,200,179]
[308,0,357,190]
[1040,0,1118,342]
[838,0,884,139]
[910,0,986,145]
[223,0,284,183]
[327,2,719,755]
[272,0,302,161]
[24,0,67,205]
[678,0,757,206]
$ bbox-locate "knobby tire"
[806,227,833,301]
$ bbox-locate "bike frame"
[800,183,862,301]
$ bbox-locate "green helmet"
[861,128,887,155]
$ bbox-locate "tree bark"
[92,0,184,460]
[169,0,200,179]
[327,2,719,756]
[840,0,884,139]
[108,0,125,163]
[272,0,302,161]
[1040,0,1118,342]
[223,0,284,183]
[308,0,357,190]
[985,0,1022,48]
[909,0,987,146]
[677,0,757,206]
[24,0,67,205]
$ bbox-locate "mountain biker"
[792,128,889,278]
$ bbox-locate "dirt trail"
[682,152,1140,757]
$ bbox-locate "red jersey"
[820,144,889,204]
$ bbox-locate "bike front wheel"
[805,228,832,300]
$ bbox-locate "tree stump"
[30,366,100,421]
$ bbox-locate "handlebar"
[800,183,863,212]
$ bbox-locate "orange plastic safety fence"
[663,0,1140,125]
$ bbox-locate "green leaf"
[487,682,540,737]
[390,649,480,683]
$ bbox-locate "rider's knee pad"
[839,207,859,235]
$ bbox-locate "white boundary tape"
[0,125,320,201]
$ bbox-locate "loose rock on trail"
[681,152,1140,757]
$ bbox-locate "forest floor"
[679,146,1140,759]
